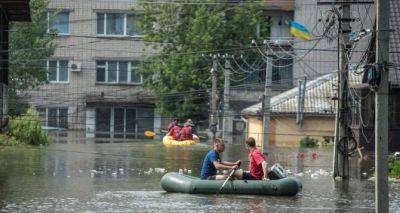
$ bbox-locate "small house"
[242,72,361,147]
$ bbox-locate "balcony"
[263,0,295,11]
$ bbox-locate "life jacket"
[171,125,181,140]
[180,126,193,141]
[167,122,176,132]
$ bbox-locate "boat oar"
[144,130,157,137]
[216,168,237,195]
[144,130,169,137]
[144,130,205,139]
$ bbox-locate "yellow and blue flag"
[289,21,311,40]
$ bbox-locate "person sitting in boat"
[179,123,193,141]
[239,137,269,180]
[167,118,178,133]
[185,119,197,136]
[170,123,182,140]
[200,138,241,180]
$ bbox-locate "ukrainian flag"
[289,21,311,40]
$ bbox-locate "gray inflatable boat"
[160,172,302,196]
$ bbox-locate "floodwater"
[0,135,399,212]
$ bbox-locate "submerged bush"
[0,134,20,146]
[300,136,319,148]
[319,136,334,147]
[389,155,400,178]
[9,107,51,145]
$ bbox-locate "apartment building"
[28,0,159,138]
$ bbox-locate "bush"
[300,136,319,148]
[319,136,333,147]
[389,155,400,178]
[0,134,20,146]
[8,107,51,145]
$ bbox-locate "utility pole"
[375,0,390,211]
[222,57,233,141]
[333,1,351,179]
[262,48,272,155]
[210,55,218,142]
[296,76,307,128]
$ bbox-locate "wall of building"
[353,88,400,151]
[271,116,335,146]
[246,114,335,148]
[293,0,374,82]
[28,0,157,135]
[247,116,264,145]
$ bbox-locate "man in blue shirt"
[200,138,241,180]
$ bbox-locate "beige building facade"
[246,116,335,147]
[28,0,160,138]
[243,72,361,147]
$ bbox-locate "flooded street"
[0,136,399,212]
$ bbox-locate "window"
[37,108,46,126]
[48,11,70,35]
[272,56,293,88]
[95,108,137,138]
[47,60,69,83]
[36,107,68,128]
[96,61,142,84]
[96,108,111,138]
[114,108,137,138]
[97,13,142,36]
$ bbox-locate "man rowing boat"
[200,137,269,181]
[200,138,241,180]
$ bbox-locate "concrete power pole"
[262,50,272,155]
[375,0,390,211]
[296,76,307,128]
[210,56,218,142]
[222,58,233,141]
[333,1,351,179]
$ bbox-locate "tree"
[8,0,56,115]
[138,0,269,122]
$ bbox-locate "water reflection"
[0,134,398,212]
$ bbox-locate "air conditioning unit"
[69,61,82,72]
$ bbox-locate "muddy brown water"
[0,137,399,212]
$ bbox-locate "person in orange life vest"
[185,118,197,136]
[171,123,182,140]
[179,123,193,141]
[167,118,178,133]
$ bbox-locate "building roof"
[390,0,400,86]
[242,71,362,116]
[0,0,31,21]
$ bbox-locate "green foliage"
[319,136,333,147]
[300,136,319,148]
[8,0,55,116]
[9,107,51,145]
[8,90,30,116]
[0,134,20,146]
[138,0,269,120]
[389,155,400,178]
